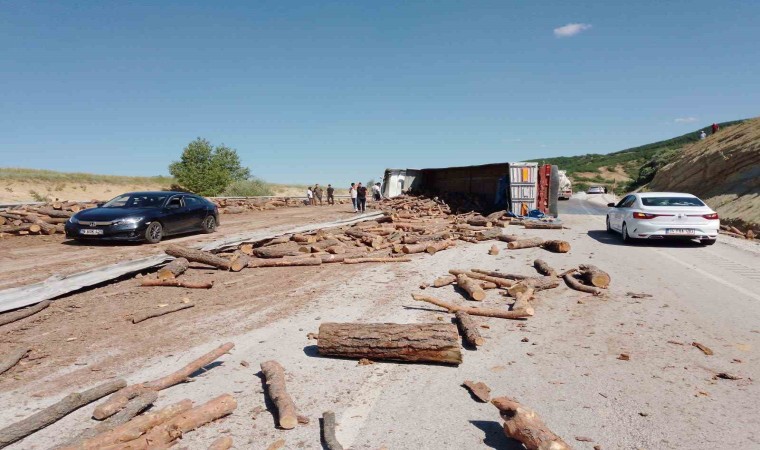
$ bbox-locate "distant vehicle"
[558,170,572,200]
[64,191,219,244]
[587,186,605,194]
[606,192,719,245]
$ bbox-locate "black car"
[64,191,219,243]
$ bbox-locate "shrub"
[169,138,251,196]
[221,178,274,197]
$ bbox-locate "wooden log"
[221,206,245,214]
[511,288,535,315]
[31,218,57,235]
[292,234,317,244]
[491,396,570,450]
[68,390,159,444]
[471,269,531,281]
[252,243,303,259]
[139,279,212,289]
[475,228,502,241]
[0,224,38,234]
[456,274,486,301]
[577,264,611,288]
[507,238,544,249]
[322,411,344,450]
[523,221,564,229]
[261,235,292,247]
[563,273,602,295]
[433,275,457,287]
[467,216,492,227]
[455,311,485,347]
[401,231,450,244]
[156,258,189,280]
[32,208,73,218]
[0,348,29,375]
[0,379,126,448]
[401,242,427,254]
[260,360,299,429]
[449,270,513,288]
[0,300,51,327]
[488,244,499,255]
[425,239,453,254]
[343,256,412,264]
[249,257,322,268]
[229,252,251,272]
[209,436,233,450]
[533,259,557,277]
[317,322,462,365]
[62,400,193,450]
[165,245,231,271]
[131,303,195,323]
[507,277,560,296]
[463,380,491,402]
[541,240,571,253]
[486,210,507,221]
[93,343,234,420]
[411,294,533,319]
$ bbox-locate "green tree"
[169,138,251,196]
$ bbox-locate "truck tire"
[549,165,559,217]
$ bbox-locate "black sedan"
[65,191,219,243]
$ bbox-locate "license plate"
[80,229,104,235]
[666,229,695,235]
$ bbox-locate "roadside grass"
[0,167,175,186]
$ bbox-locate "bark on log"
[261,235,292,247]
[252,243,303,259]
[165,245,231,271]
[221,206,245,214]
[455,311,485,347]
[449,270,514,288]
[139,279,213,289]
[491,396,570,450]
[157,258,189,280]
[321,411,344,450]
[456,274,486,301]
[0,300,51,327]
[533,259,557,277]
[131,303,195,323]
[433,275,457,287]
[540,240,571,253]
[33,208,73,218]
[292,234,317,244]
[0,224,39,234]
[463,380,491,403]
[401,243,428,254]
[0,379,126,448]
[249,257,322,268]
[0,348,29,375]
[402,232,450,244]
[577,264,611,288]
[68,390,159,444]
[425,239,453,254]
[488,244,499,255]
[507,238,545,249]
[475,228,502,241]
[343,256,412,264]
[486,210,507,221]
[467,216,492,227]
[208,436,233,450]
[523,221,564,229]
[317,322,462,365]
[229,252,251,272]
[511,288,535,315]
[260,360,299,429]
[411,294,533,320]
[507,277,560,296]
[563,274,602,295]
[497,234,521,243]
[471,269,531,280]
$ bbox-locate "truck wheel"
[548,165,559,217]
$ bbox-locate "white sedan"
[606,192,719,245]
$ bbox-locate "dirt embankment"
[650,117,760,230]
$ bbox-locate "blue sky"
[1,1,758,186]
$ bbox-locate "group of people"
[306,183,334,206]
[699,122,721,140]
[305,182,382,213]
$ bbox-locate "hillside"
[528,119,746,193]
[649,117,760,228]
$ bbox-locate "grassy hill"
[527,119,746,193]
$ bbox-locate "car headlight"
[112,217,143,227]
[68,217,79,224]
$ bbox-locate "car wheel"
[606,216,613,233]
[622,223,633,244]
[145,222,163,244]
[701,238,717,246]
[202,215,217,233]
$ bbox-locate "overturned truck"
[382,163,560,217]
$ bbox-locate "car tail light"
[633,212,658,219]
[702,213,719,220]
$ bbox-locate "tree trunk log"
[68,390,158,445]
[425,239,453,254]
[252,243,303,259]
[131,303,195,323]
[486,210,507,221]
[523,221,564,229]
[491,396,570,450]
[533,259,557,277]
[402,231,450,244]
[508,277,560,296]
[0,348,29,375]
[157,258,189,280]
[475,228,502,241]
[0,300,51,327]
[261,235,292,247]
[292,234,317,243]
[456,274,486,301]
[0,379,126,448]
[139,279,213,289]
[507,238,544,249]
[497,234,521,243]
[541,240,571,253]
[511,288,535,315]
[343,256,412,264]
[563,273,603,295]
[471,269,530,281]
[321,411,344,450]
[208,436,233,450]
[249,257,322,268]
[229,252,251,272]
[577,264,611,288]
[412,294,533,319]
[448,270,513,288]
[33,208,73,218]
[488,244,499,255]
[317,322,462,365]
[165,245,231,271]
[260,360,299,429]
[433,275,457,287]
[467,216,492,227]
[401,242,427,254]
[455,311,485,347]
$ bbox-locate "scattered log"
[511,288,535,315]
[261,235,292,247]
[402,231,450,244]
[449,270,514,288]
[563,273,602,295]
[292,234,317,244]
[463,380,491,402]
[577,264,611,288]
[467,216,492,227]
[523,221,564,229]
[0,300,51,327]
[249,257,322,268]
[253,243,304,259]
[139,279,213,289]
[507,238,545,250]
[321,411,344,450]
[165,245,232,271]
[475,228,502,241]
[486,210,507,221]
[425,239,453,254]
[491,396,570,450]
[455,311,485,347]
[0,224,39,234]
[209,436,234,450]
[478,281,498,290]
[497,234,521,243]
[343,257,412,264]
[433,275,457,287]
[488,244,499,256]
[533,259,556,277]
[541,240,571,253]
[33,208,73,218]
[131,303,195,323]
[401,243,428,254]
[508,277,560,296]
[229,252,251,272]
[317,322,462,365]
[0,379,126,448]
[260,360,299,429]
[68,390,159,444]
[456,274,486,301]
[157,258,189,280]
[692,342,714,356]
[222,206,245,214]
[0,348,29,375]
[412,294,533,320]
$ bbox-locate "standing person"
[372,182,382,201]
[711,123,719,134]
[326,184,335,205]
[349,182,357,212]
[314,184,323,206]
[356,182,367,213]
[700,130,707,140]
[306,187,313,206]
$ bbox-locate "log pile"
[213,196,348,214]
[0,201,97,237]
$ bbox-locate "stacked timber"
[0,201,98,237]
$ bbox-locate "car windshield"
[103,193,169,208]
[641,196,705,207]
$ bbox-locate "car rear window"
[641,197,705,207]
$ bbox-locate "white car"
[587,186,605,194]
[606,192,719,245]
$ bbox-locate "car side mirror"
[96,203,104,208]
[607,203,616,207]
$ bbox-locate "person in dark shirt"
[326,184,335,205]
[355,182,367,213]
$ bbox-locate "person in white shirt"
[372,183,382,201]
[349,182,357,212]
[306,188,313,206]
[700,130,707,140]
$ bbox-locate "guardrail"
[0,195,357,209]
